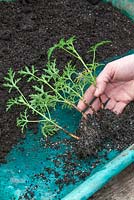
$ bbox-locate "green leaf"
[6,98,19,111]
[29,92,56,114]
[43,60,59,82]
[6,96,27,111]
[47,36,76,60]
[17,109,29,133]
[4,68,14,83]
[47,44,58,60]
[58,38,66,48]
[41,119,59,137]
[3,68,21,92]
[66,36,76,46]
[3,83,14,93]
[32,85,45,93]
[19,66,38,82]
[89,40,111,52]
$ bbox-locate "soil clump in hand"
[76,102,134,157]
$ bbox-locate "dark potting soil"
[0,0,134,164]
[76,102,134,157]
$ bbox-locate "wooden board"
[90,164,134,200]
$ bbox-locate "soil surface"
[0,0,134,163]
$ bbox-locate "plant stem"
[99,96,104,109]
[28,119,79,140]
[29,103,79,139]
[75,51,95,84]
[92,49,96,66]
[61,47,78,59]
[82,98,96,113]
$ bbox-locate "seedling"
[4,37,111,139]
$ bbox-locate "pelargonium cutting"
[4,37,111,139]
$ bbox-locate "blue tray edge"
[62,144,134,200]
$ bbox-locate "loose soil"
[0,0,134,164]
[77,103,134,157]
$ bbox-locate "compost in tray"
[1,0,134,162]
[1,0,134,199]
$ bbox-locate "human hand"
[77,54,134,114]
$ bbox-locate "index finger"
[77,85,96,111]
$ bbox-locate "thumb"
[94,82,106,97]
[94,80,107,97]
[94,65,112,97]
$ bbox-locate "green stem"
[28,119,48,123]
[61,47,78,59]
[45,106,51,119]
[92,49,96,66]
[15,86,29,105]
[75,50,95,82]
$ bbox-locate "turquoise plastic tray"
[0,104,134,200]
